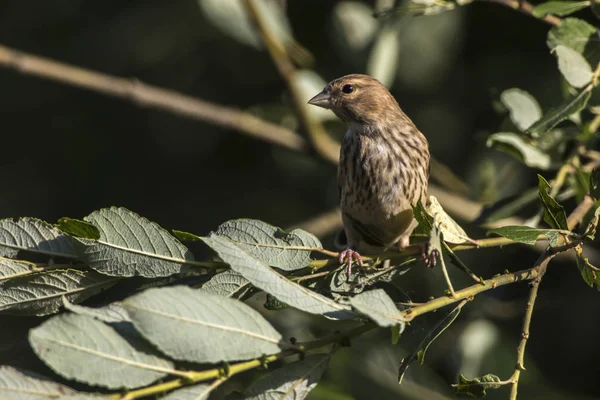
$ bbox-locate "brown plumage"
[308,74,430,269]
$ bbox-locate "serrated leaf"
[500,88,542,131]
[487,225,562,246]
[0,218,77,259]
[199,270,251,298]
[532,1,590,18]
[0,257,38,282]
[0,366,76,399]
[78,207,197,278]
[123,286,284,363]
[211,219,321,271]
[0,269,119,316]
[202,236,354,320]
[29,313,174,389]
[162,384,212,400]
[527,88,592,136]
[62,298,131,323]
[487,132,552,169]
[57,218,100,240]
[350,289,407,329]
[555,45,594,88]
[538,175,569,230]
[244,354,330,400]
[453,373,503,397]
[398,302,462,383]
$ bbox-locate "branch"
[485,0,561,26]
[114,322,376,400]
[0,44,308,153]
[242,0,340,164]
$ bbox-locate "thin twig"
[484,0,562,26]
[242,0,340,164]
[0,44,308,153]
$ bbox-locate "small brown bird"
[308,74,430,272]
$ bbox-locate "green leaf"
[244,354,330,400]
[56,217,100,240]
[62,298,131,323]
[537,175,569,230]
[123,286,284,363]
[0,366,77,399]
[29,313,174,389]
[0,257,38,282]
[532,1,590,18]
[0,218,77,259]
[487,132,552,169]
[210,219,322,271]
[554,45,594,88]
[593,0,600,18]
[202,236,354,320]
[398,302,462,383]
[198,270,251,298]
[453,373,504,397]
[162,384,212,400]
[487,225,562,246]
[547,18,600,60]
[0,269,119,316]
[171,230,203,243]
[78,207,197,278]
[350,289,407,329]
[527,88,591,137]
[391,325,402,345]
[500,88,542,131]
[576,249,600,289]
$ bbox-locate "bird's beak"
[307,90,331,109]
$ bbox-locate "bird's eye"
[342,84,355,94]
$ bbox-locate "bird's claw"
[338,248,363,279]
[420,242,438,268]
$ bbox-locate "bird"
[307,74,431,274]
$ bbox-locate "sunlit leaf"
[487,132,552,169]
[78,207,196,278]
[202,236,354,320]
[554,45,593,88]
[123,286,284,363]
[0,366,76,399]
[487,225,562,246]
[532,1,590,18]
[210,219,321,271]
[0,269,119,316]
[29,313,173,389]
[350,289,407,329]
[0,218,77,259]
[500,88,542,131]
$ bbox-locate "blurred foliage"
[1,0,600,399]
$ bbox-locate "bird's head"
[307,74,401,126]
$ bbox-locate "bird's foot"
[338,248,363,279]
[420,242,438,268]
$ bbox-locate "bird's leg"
[338,248,363,279]
[419,241,438,268]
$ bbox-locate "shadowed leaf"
[452,373,504,397]
[487,225,562,246]
[537,175,569,230]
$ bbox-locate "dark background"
[0,1,598,399]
